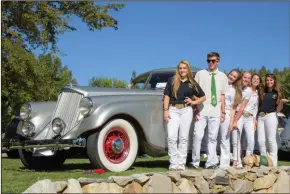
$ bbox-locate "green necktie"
[211,73,217,107]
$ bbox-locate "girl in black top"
[163,60,206,171]
[257,73,289,167]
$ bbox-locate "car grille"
[45,91,84,139]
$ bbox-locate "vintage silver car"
[2,67,200,172]
[3,67,290,171]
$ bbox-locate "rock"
[23,179,56,193]
[272,170,290,193]
[176,178,198,193]
[231,179,253,193]
[224,186,234,194]
[256,168,270,177]
[123,182,142,193]
[270,168,281,174]
[63,179,83,193]
[256,171,265,178]
[227,167,247,178]
[194,176,210,193]
[248,167,259,173]
[202,169,215,180]
[172,182,182,193]
[108,176,133,187]
[156,172,169,176]
[82,182,123,193]
[252,187,273,193]
[253,174,277,191]
[168,172,181,182]
[142,173,173,193]
[215,168,227,177]
[142,172,154,176]
[245,173,257,182]
[52,181,67,193]
[78,177,113,185]
[212,185,226,193]
[278,166,290,171]
[131,174,149,185]
[180,170,202,178]
[260,166,271,171]
[214,176,230,186]
[208,179,215,189]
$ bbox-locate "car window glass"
[131,73,150,89]
[147,72,196,90]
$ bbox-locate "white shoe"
[177,165,186,171]
[169,164,178,171]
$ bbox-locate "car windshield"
[146,72,175,90]
[131,71,197,90]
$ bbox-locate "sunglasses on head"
[266,73,275,77]
[207,59,217,63]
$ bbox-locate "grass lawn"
[2,156,290,193]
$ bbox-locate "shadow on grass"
[133,159,206,169]
[15,158,209,172]
[18,163,93,172]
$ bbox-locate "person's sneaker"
[176,165,186,171]
[190,164,199,169]
[169,165,178,171]
[206,164,218,169]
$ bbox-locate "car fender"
[16,101,56,137]
[65,100,149,139]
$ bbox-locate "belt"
[170,104,189,109]
[258,112,275,117]
[243,111,253,118]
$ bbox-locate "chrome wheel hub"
[112,138,124,154]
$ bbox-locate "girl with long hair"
[163,60,206,171]
[257,73,289,167]
[230,71,254,168]
[219,69,242,168]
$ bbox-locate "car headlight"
[52,118,66,134]
[20,103,32,120]
[21,121,35,136]
[79,97,93,116]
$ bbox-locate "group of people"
[163,52,289,171]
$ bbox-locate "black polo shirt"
[164,77,205,104]
[258,90,278,113]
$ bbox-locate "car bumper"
[2,137,86,150]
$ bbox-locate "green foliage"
[1,38,56,127]
[130,70,137,82]
[1,1,124,129]
[1,1,124,52]
[89,77,127,88]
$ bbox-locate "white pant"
[257,112,278,167]
[232,115,255,165]
[192,115,220,168]
[219,110,231,168]
[167,106,193,168]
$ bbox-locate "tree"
[1,1,124,129]
[258,65,270,82]
[130,70,137,82]
[89,77,127,88]
[1,1,124,52]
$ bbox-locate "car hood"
[62,86,163,97]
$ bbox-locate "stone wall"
[23,166,290,193]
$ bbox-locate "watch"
[222,112,226,115]
[164,108,169,111]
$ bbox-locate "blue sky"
[53,2,289,86]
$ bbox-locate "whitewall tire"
[87,119,138,172]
